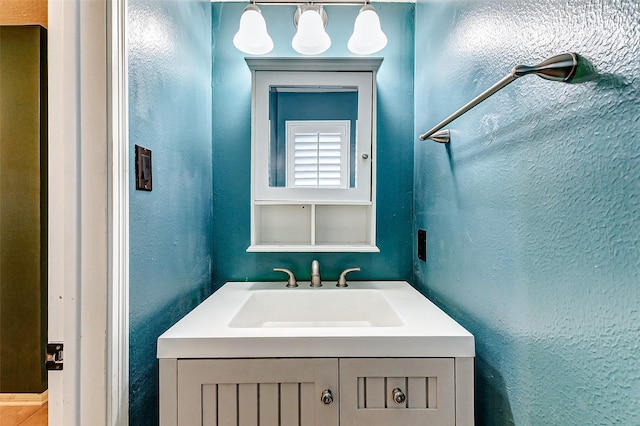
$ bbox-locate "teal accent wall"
[414,0,640,424]
[211,3,415,287]
[128,1,212,423]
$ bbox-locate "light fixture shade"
[292,8,331,55]
[348,4,388,55]
[233,5,274,55]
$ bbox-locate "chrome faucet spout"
[310,260,322,287]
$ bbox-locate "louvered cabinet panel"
[340,358,456,426]
[176,358,339,426]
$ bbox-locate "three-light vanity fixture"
[233,1,388,56]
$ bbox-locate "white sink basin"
[157,281,475,359]
[228,288,403,328]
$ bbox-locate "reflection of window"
[286,120,350,189]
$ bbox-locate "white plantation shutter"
[286,121,350,188]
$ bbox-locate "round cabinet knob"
[362,153,369,159]
[321,389,333,405]
[392,387,406,404]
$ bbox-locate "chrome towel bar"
[419,52,579,144]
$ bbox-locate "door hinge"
[46,343,64,371]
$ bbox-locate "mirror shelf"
[249,202,378,253]
[247,246,380,253]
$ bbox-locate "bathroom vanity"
[158,281,475,426]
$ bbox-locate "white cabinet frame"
[254,71,372,203]
[246,58,382,253]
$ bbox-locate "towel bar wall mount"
[419,52,579,144]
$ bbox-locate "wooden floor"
[0,403,47,426]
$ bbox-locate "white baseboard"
[0,389,48,406]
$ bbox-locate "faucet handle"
[337,267,361,287]
[273,268,298,288]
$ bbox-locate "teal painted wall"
[414,0,640,424]
[211,3,415,287]
[128,1,212,423]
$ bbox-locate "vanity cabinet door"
[339,358,456,426]
[176,358,339,426]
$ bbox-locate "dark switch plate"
[418,229,427,262]
[135,145,152,191]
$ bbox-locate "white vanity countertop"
[157,281,475,359]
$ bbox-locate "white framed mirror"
[247,58,382,252]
